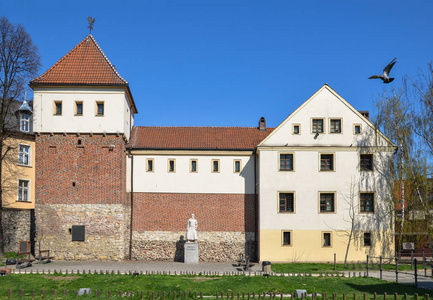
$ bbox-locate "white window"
[18,179,30,202]
[18,145,30,166]
[20,115,30,132]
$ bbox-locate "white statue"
[186,214,198,242]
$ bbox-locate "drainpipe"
[128,148,134,260]
[253,148,258,261]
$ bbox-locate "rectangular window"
[364,232,372,246]
[320,154,334,171]
[320,193,335,212]
[360,154,373,171]
[54,101,62,115]
[312,119,324,133]
[330,119,341,133]
[168,159,176,173]
[282,231,292,246]
[75,101,83,116]
[212,159,220,173]
[279,192,295,213]
[360,193,374,213]
[96,101,104,116]
[190,159,198,173]
[18,145,30,166]
[280,154,294,171]
[234,160,241,173]
[354,124,362,134]
[17,179,30,202]
[293,124,300,135]
[146,159,154,172]
[323,232,332,247]
[20,115,30,132]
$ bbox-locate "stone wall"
[132,231,256,262]
[35,204,129,261]
[1,209,32,253]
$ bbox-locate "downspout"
[128,148,134,260]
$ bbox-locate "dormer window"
[20,115,30,132]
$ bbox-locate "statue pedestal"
[184,242,199,264]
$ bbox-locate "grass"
[0,273,432,299]
[270,263,427,274]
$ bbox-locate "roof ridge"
[135,126,275,129]
[87,35,128,85]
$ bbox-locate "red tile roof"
[129,126,275,150]
[30,35,128,86]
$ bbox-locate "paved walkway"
[5,261,433,290]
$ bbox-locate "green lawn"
[270,263,426,274]
[0,273,431,299]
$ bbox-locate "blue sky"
[2,1,432,127]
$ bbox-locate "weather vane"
[87,16,95,34]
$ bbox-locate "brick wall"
[132,193,256,232]
[35,133,127,205]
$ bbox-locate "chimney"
[359,110,369,121]
[259,117,266,131]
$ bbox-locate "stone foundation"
[1,209,33,253]
[132,231,256,262]
[35,204,130,261]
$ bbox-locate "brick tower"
[30,35,137,260]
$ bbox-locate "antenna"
[87,16,95,34]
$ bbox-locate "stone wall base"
[132,231,256,262]
[1,209,33,253]
[35,204,130,261]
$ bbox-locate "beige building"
[257,84,396,262]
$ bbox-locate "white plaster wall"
[261,87,391,148]
[32,87,133,140]
[258,148,393,231]
[127,153,255,194]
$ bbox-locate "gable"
[258,84,396,149]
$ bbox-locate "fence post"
[380,256,383,280]
[414,258,418,287]
[334,253,337,271]
[395,257,399,283]
[366,255,369,277]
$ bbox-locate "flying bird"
[369,57,397,83]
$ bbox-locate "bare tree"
[0,16,41,255]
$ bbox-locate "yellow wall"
[2,135,35,209]
[259,229,394,263]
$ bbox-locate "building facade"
[26,35,395,262]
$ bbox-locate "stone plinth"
[184,242,198,264]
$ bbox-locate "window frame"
[75,101,83,116]
[167,159,176,173]
[311,118,325,134]
[278,192,295,213]
[360,154,374,171]
[292,124,301,135]
[360,192,375,213]
[20,114,30,132]
[279,153,294,171]
[329,118,342,134]
[54,101,62,115]
[18,144,31,166]
[190,159,198,173]
[322,232,332,248]
[95,101,104,116]
[212,159,220,173]
[233,159,242,173]
[363,232,372,247]
[146,158,154,172]
[319,192,336,213]
[320,153,335,171]
[354,124,362,135]
[281,230,293,247]
[17,179,30,202]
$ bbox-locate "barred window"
[360,193,374,212]
[320,193,335,212]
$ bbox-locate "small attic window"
[293,124,300,135]
[354,124,362,134]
